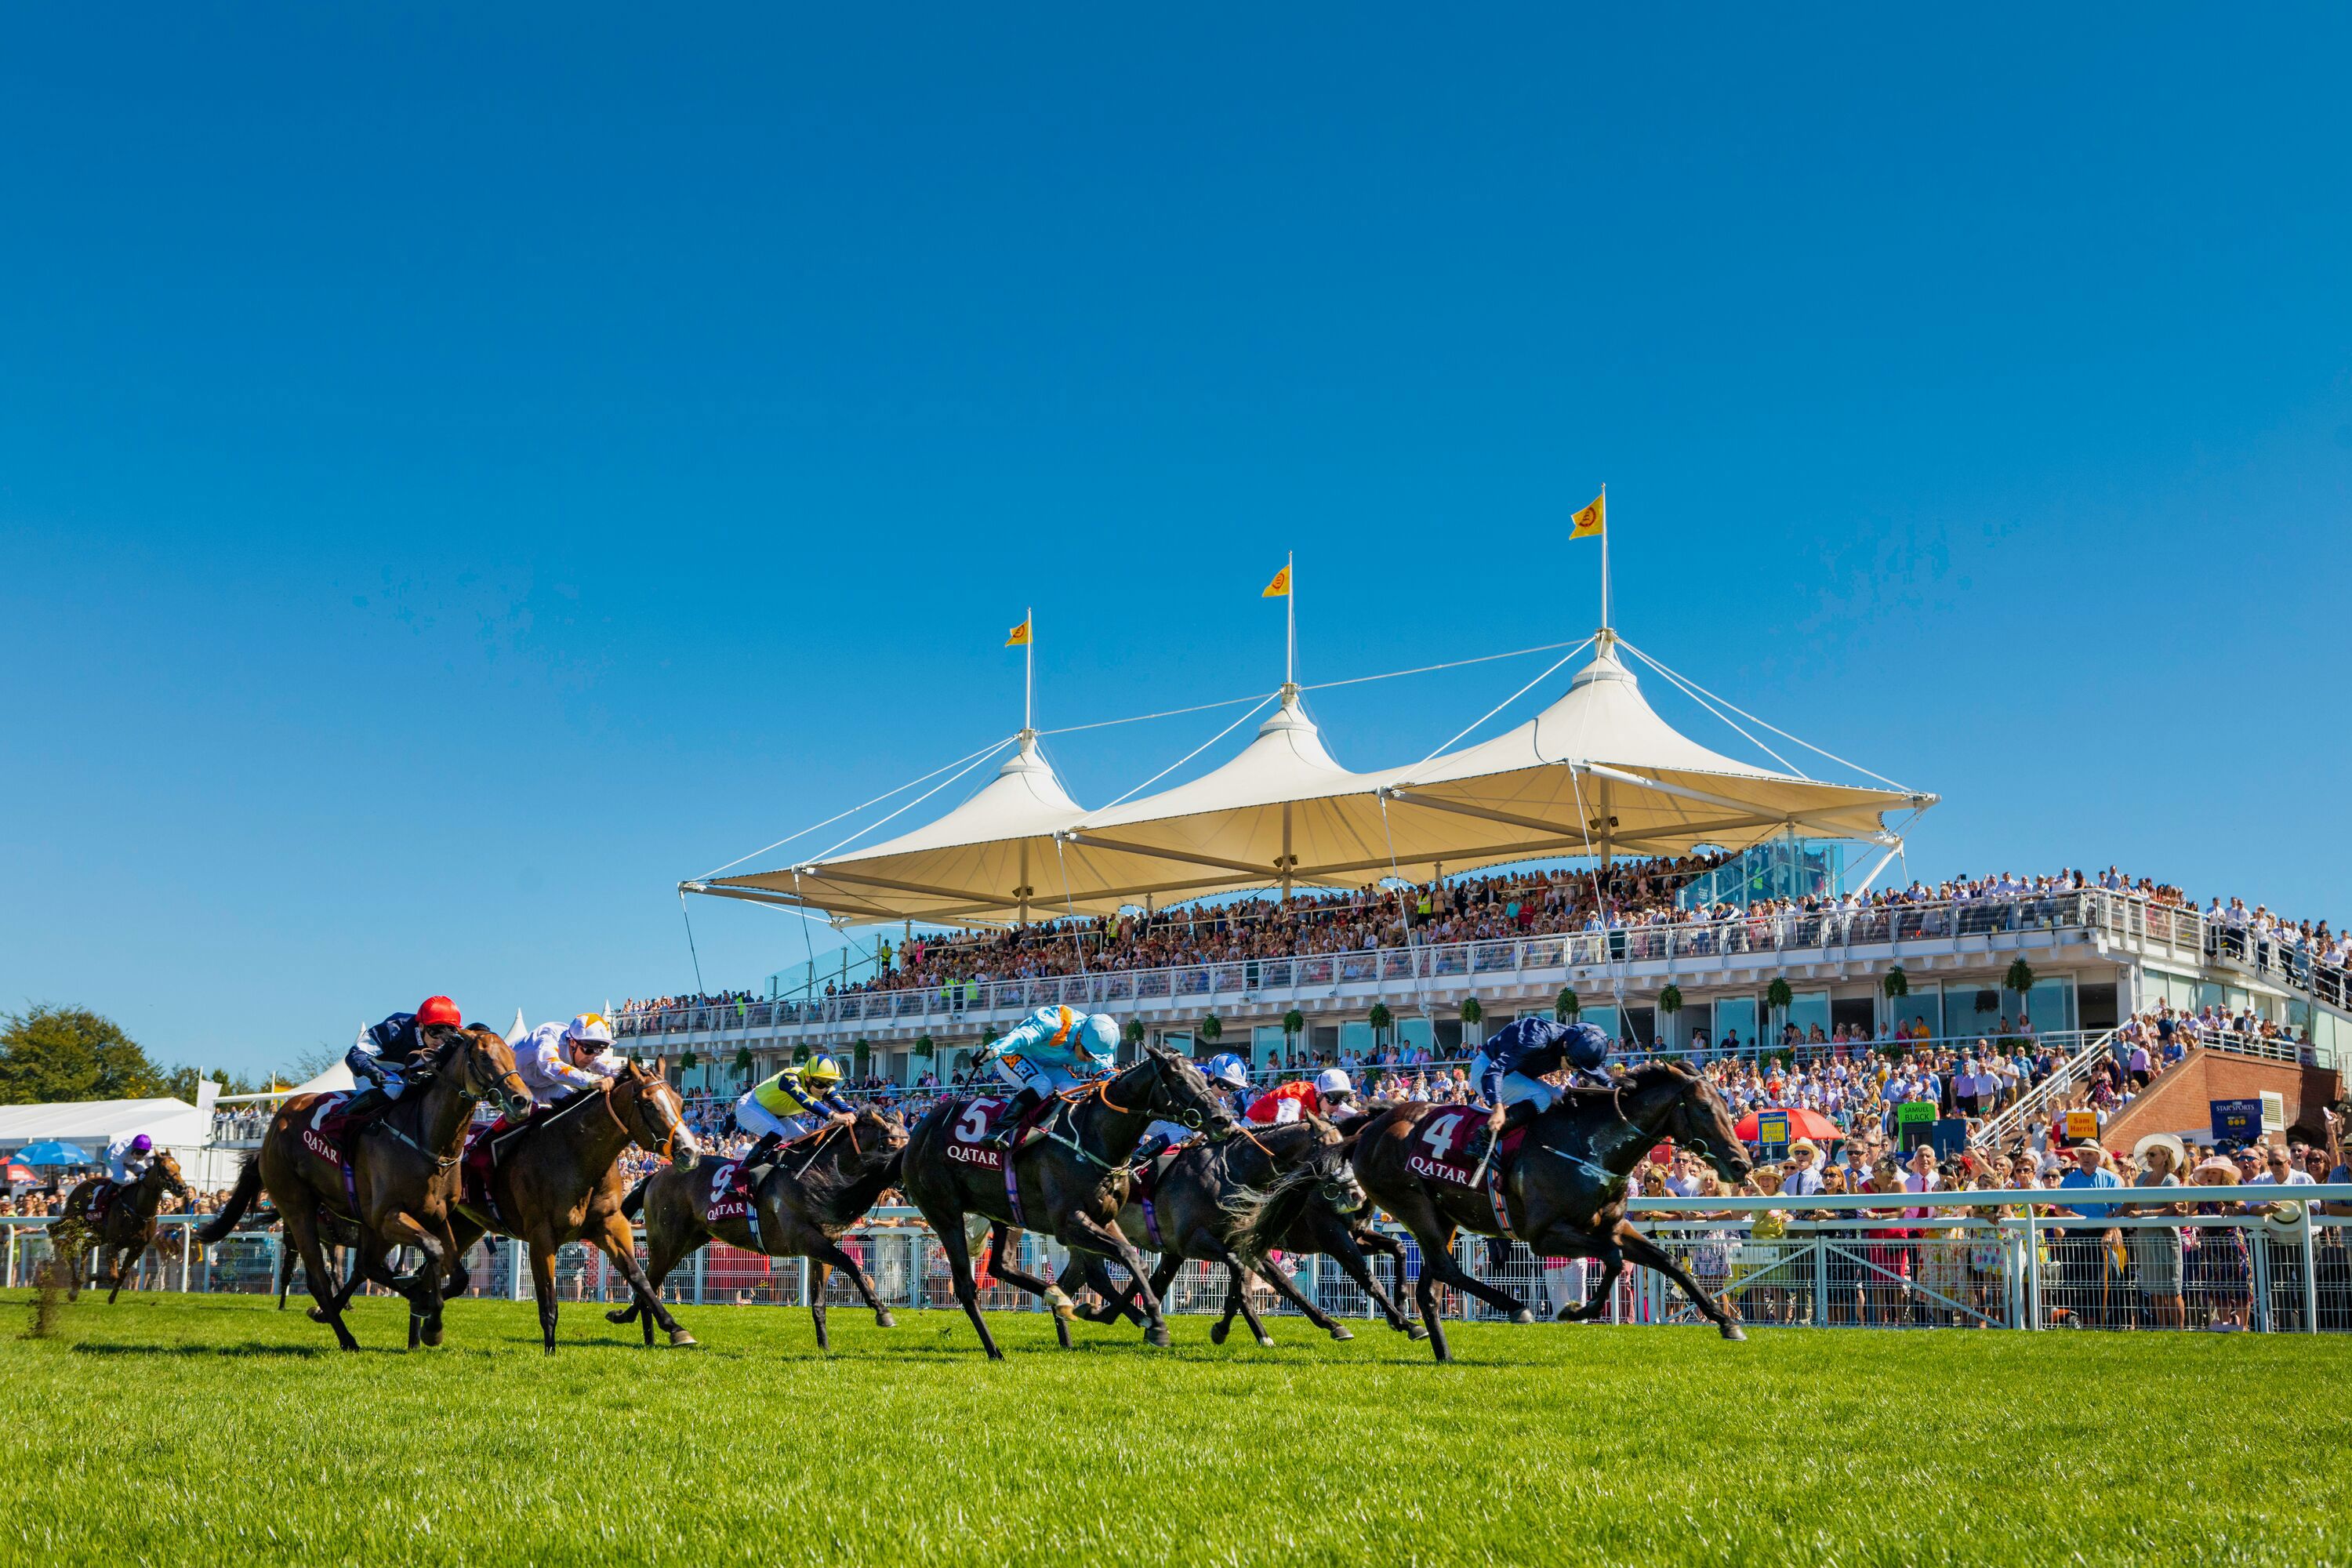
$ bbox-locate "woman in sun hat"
[2188,1154,2251,1330]
[2125,1133,2188,1328]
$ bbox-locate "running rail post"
[2302,1207,2320,1334]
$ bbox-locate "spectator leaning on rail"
[508,1011,624,1109]
[345,994,466,1117]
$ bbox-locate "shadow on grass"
[69,1341,335,1359]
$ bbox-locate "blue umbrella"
[13,1141,93,1167]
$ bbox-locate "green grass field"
[2,1292,2345,1566]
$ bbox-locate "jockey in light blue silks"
[973,1004,1120,1149]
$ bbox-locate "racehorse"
[1353,1061,1754,1361]
[200,1025,532,1351]
[1069,1115,1368,1347]
[612,1103,909,1350]
[440,1060,705,1353]
[1233,1185,1425,1342]
[899,1044,1242,1357]
[54,1151,193,1302]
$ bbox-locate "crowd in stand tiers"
[616,860,2349,1022]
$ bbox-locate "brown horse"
[55,1151,193,1302]
[441,1061,706,1353]
[612,1104,909,1349]
[900,1045,1242,1358]
[200,1025,531,1351]
[1353,1062,1754,1361]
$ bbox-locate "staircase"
[1971,1026,2119,1149]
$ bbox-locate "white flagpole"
[1024,605,1034,731]
[1599,483,1610,633]
[1285,550,1296,689]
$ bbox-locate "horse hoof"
[1720,1323,1748,1341]
[604,1308,633,1326]
[1407,1325,1430,1341]
[1147,1327,1172,1348]
[1255,1335,1276,1348]
[1512,1308,1536,1325]
[667,1329,697,1347]
[875,1310,897,1330]
[1329,1326,1354,1342]
[422,1327,444,1348]
[1208,1320,1229,1345]
[308,1307,329,1324]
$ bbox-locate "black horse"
[900,1044,1241,1358]
[1354,1061,1754,1362]
[1236,1185,1425,1341]
[1072,1114,1367,1346]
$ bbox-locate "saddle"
[299,1094,365,1218]
[942,1094,1062,1174]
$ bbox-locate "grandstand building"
[634,628,2350,1138]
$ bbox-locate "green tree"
[160,1064,265,1102]
[1199,1013,1224,1045]
[1367,1001,1394,1047]
[1555,987,1581,1022]
[1458,997,1483,1028]
[1120,1020,1144,1049]
[1281,1007,1305,1048]
[2003,958,2037,999]
[1657,985,1683,1018]
[0,1006,164,1104]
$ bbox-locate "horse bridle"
[607,1072,686,1163]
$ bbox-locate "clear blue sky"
[4,9,2347,1080]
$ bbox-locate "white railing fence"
[13,1187,2350,1336]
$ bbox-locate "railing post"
[694,1247,706,1306]
[2023,1210,2041,1329]
[2301,1207,2320,1334]
[1813,1224,1829,1325]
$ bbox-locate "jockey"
[734,1056,853,1168]
[344,995,465,1115]
[1246,1067,1354,1125]
[104,1131,155,1186]
[1134,1053,1247,1165]
[975,1004,1119,1149]
[1470,1016,1612,1136]
[511,1011,625,1108]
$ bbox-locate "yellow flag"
[1569,492,1606,540]
[1005,617,1031,648]
[1261,564,1290,598]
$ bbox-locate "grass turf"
[2,1291,2344,1566]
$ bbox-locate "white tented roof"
[692,636,1931,924]
[0,1094,212,1151]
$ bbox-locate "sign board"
[2261,1091,2287,1133]
[2210,1098,2263,1145]
[1896,1100,1936,1126]
[2063,1109,2101,1143]
[1930,1118,1969,1161]
[1754,1111,1790,1157]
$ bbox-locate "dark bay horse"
[1240,1186,1425,1341]
[56,1151,193,1302]
[200,1025,532,1351]
[613,1105,907,1349]
[441,1061,705,1352]
[1353,1062,1753,1361]
[1073,1116,1367,1346]
[900,1045,1241,1357]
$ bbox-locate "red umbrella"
[3,1163,36,1185]
[1735,1107,1840,1144]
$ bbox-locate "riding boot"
[744,1133,785,1170]
[988,1088,1042,1150]
[343,1083,387,1120]
[1469,1102,1542,1185]
[1131,1133,1174,1170]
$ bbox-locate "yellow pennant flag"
[1005,616,1032,648]
[1261,564,1291,598]
[1569,492,1606,540]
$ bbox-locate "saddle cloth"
[1403,1105,1524,1190]
[302,1093,359,1167]
[938,1094,1060,1174]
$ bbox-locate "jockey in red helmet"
[344,995,466,1114]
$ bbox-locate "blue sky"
[4,9,2347,1080]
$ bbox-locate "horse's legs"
[523,1229,561,1354]
[590,1212,695,1347]
[1615,1224,1747,1341]
[379,1214,448,1352]
[1325,1225,1421,1336]
[1218,1254,1276,1348]
[984,1223,1077,1325]
[929,1207,1004,1360]
[285,1200,361,1352]
[1236,1247,1352,1341]
[1411,1226,1535,1323]
[802,1230,896,1332]
[808,1259,832,1350]
[1060,1213,1171,1348]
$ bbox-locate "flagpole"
[1599,484,1610,635]
[1285,550,1296,691]
[1024,604,1034,732]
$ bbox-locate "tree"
[1282,1007,1305,1047]
[1458,997,1483,1028]
[1120,1019,1144,1050]
[1199,1013,1224,1045]
[734,1046,757,1084]
[0,1006,164,1105]
[1658,985,1683,1018]
[1882,965,1910,1000]
[1555,987,1581,1022]
[161,1064,265,1102]
[914,1034,937,1058]
[1367,1001,1394,1047]
[851,1039,872,1076]
[1766,978,1794,1012]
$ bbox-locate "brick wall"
[2100,1047,2341,1149]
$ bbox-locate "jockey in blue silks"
[973,1004,1120,1149]
[1467,1016,1613,1173]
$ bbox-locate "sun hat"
[2132,1132,2187,1169]
[1788,1138,1818,1156]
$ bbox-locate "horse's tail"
[196,1155,263,1245]
[1221,1162,1320,1259]
[619,1173,652,1222]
